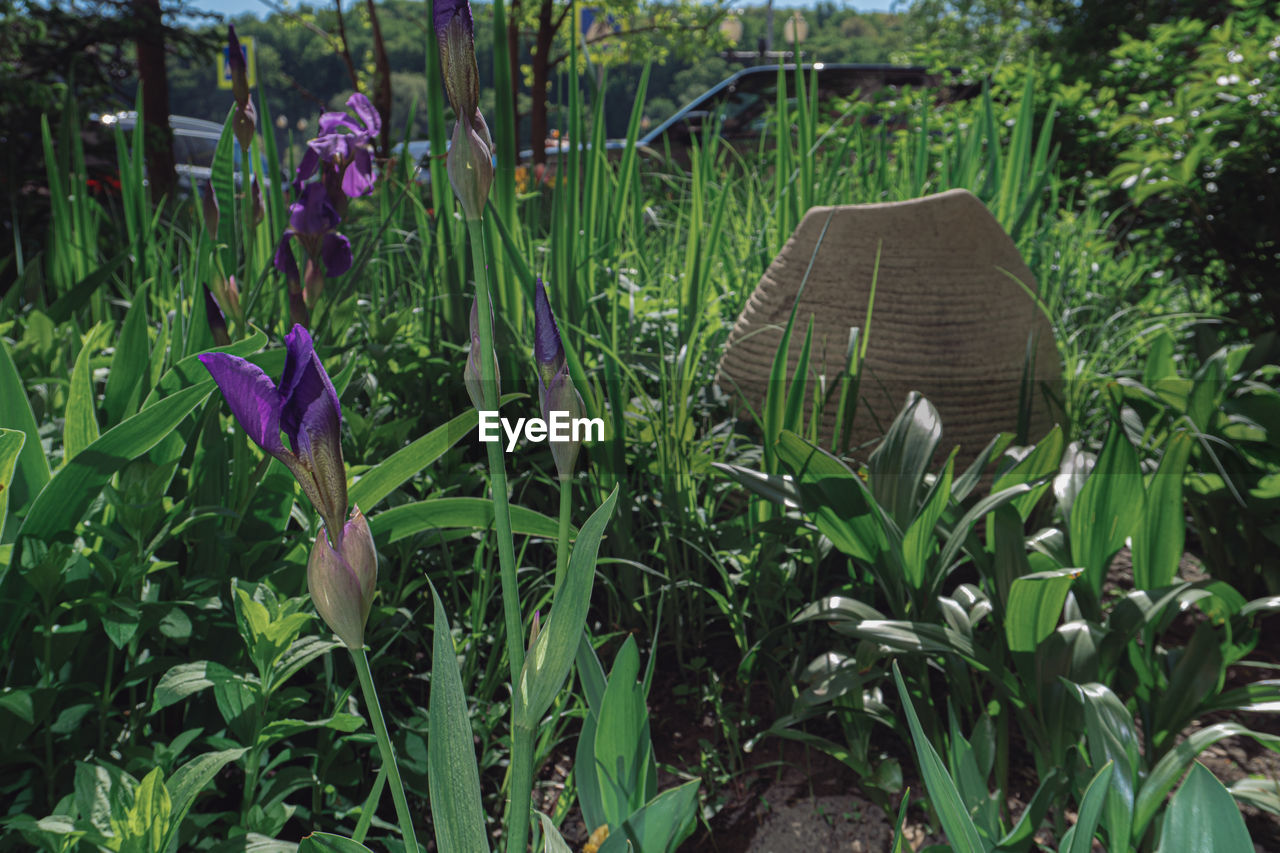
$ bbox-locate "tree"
[509,0,729,164]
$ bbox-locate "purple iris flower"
[293,93,380,200]
[199,324,349,540]
[434,0,492,218]
[275,183,353,282]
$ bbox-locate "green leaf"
[518,486,618,727]
[1156,763,1254,853]
[1151,623,1224,753]
[297,833,377,853]
[991,425,1064,520]
[64,324,106,464]
[1065,761,1115,853]
[17,381,213,543]
[120,767,170,853]
[603,779,701,853]
[1005,569,1081,652]
[869,393,942,528]
[349,407,486,511]
[902,450,956,590]
[891,662,989,852]
[1070,424,1143,594]
[369,497,567,545]
[0,337,49,521]
[0,427,26,543]
[776,430,886,563]
[593,636,653,827]
[162,747,247,845]
[102,287,150,426]
[1071,682,1138,849]
[536,813,573,853]
[427,581,489,853]
[1135,722,1279,840]
[1131,431,1194,590]
[151,661,240,714]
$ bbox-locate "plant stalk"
[465,217,525,682]
[352,647,420,853]
[508,722,535,853]
[554,477,572,596]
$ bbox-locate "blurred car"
[90,111,273,194]
[633,63,976,163]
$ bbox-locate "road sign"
[218,35,256,90]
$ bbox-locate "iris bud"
[307,507,377,650]
[448,110,494,221]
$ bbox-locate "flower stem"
[465,218,524,683]
[465,216,531,853]
[507,723,535,853]
[554,477,572,597]
[352,647,420,853]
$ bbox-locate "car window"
[179,133,219,168]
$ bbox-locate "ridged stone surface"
[716,189,1062,465]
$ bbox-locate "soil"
[541,548,1280,852]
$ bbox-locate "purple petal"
[227,26,246,76]
[280,325,347,529]
[347,93,381,137]
[321,232,353,277]
[294,147,320,193]
[308,132,351,164]
[290,183,339,236]
[341,147,375,198]
[534,276,564,385]
[199,352,287,457]
[318,111,361,136]
[274,234,301,284]
[433,0,472,40]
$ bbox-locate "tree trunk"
[134,0,175,205]
[530,0,555,166]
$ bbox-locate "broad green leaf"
[869,392,942,527]
[163,749,246,850]
[118,767,170,852]
[776,430,886,563]
[428,582,489,853]
[593,636,653,826]
[151,661,241,714]
[1131,431,1194,590]
[891,662,989,852]
[599,779,701,853]
[932,483,1033,599]
[1135,722,1279,840]
[1155,763,1253,853]
[17,381,213,542]
[574,695,607,833]
[1151,623,1224,753]
[1071,682,1138,849]
[1005,569,1081,652]
[991,425,1064,520]
[902,450,955,590]
[102,287,150,426]
[259,714,362,744]
[518,486,618,727]
[297,833,377,853]
[0,427,26,543]
[1064,761,1115,853]
[349,407,485,510]
[64,323,106,463]
[370,497,567,544]
[1070,424,1143,595]
[0,337,49,520]
[536,813,573,853]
